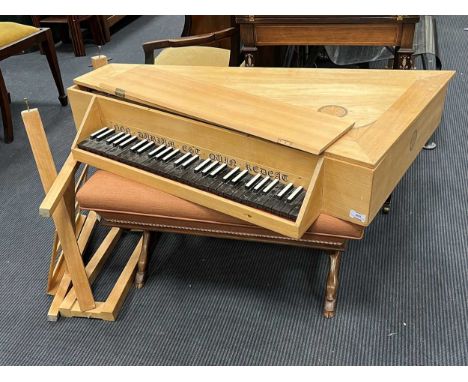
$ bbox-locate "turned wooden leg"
[0,67,13,143]
[242,46,258,67]
[41,29,68,106]
[135,231,161,289]
[393,47,414,70]
[323,250,342,318]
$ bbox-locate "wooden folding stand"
[22,105,147,321]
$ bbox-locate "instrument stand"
[22,105,148,321]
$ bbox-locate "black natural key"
[202,166,231,190]
[261,182,287,213]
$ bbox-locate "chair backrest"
[143,25,240,66]
[153,45,231,67]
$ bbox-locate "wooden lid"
[74,64,454,165]
[74,64,354,155]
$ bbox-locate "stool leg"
[323,250,342,318]
[0,68,13,143]
[135,231,153,289]
[41,29,68,106]
[382,194,392,214]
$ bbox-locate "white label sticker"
[349,209,366,223]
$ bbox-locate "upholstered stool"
[154,46,231,67]
[76,170,363,317]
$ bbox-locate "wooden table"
[236,16,420,69]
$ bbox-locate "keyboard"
[78,127,307,221]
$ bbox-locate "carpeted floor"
[0,15,467,366]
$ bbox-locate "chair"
[0,22,67,143]
[31,16,106,57]
[143,26,240,66]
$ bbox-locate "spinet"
[65,64,453,239]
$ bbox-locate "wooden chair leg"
[68,16,86,57]
[31,16,45,54]
[40,29,68,106]
[0,67,13,143]
[89,16,106,45]
[98,16,111,43]
[323,250,342,318]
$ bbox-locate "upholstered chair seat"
[0,22,39,47]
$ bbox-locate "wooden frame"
[0,27,67,143]
[143,26,239,65]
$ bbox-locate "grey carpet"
[0,15,467,366]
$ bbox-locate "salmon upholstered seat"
[77,170,364,245]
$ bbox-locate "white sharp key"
[202,161,219,174]
[245,173,262,188]
[254,176,270,191]
[263,179,279,193]
[148,144,166,156]
[210,163,226,176]
[106,131,124,143]
[130,139,147,151]
[137,141,154,154]
[194,158,212,172]
[155,146,173,159]
[223,166,240,181]
[181,154,199,167]
[174,152,192,165]
[113,133,130,145]
[231,169,248,183]
[90,127,109,139]
[163,148,180,161]
[119,135,137,147]
[277,182,293,198]
[287,186,303,202]
[97,128,115,140]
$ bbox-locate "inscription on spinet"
[182,145,201,155]
[112,124,131,134]
[245,163,288,182]
[137,132,175,147]
[209,153,237,167]
[103,124,292,184]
